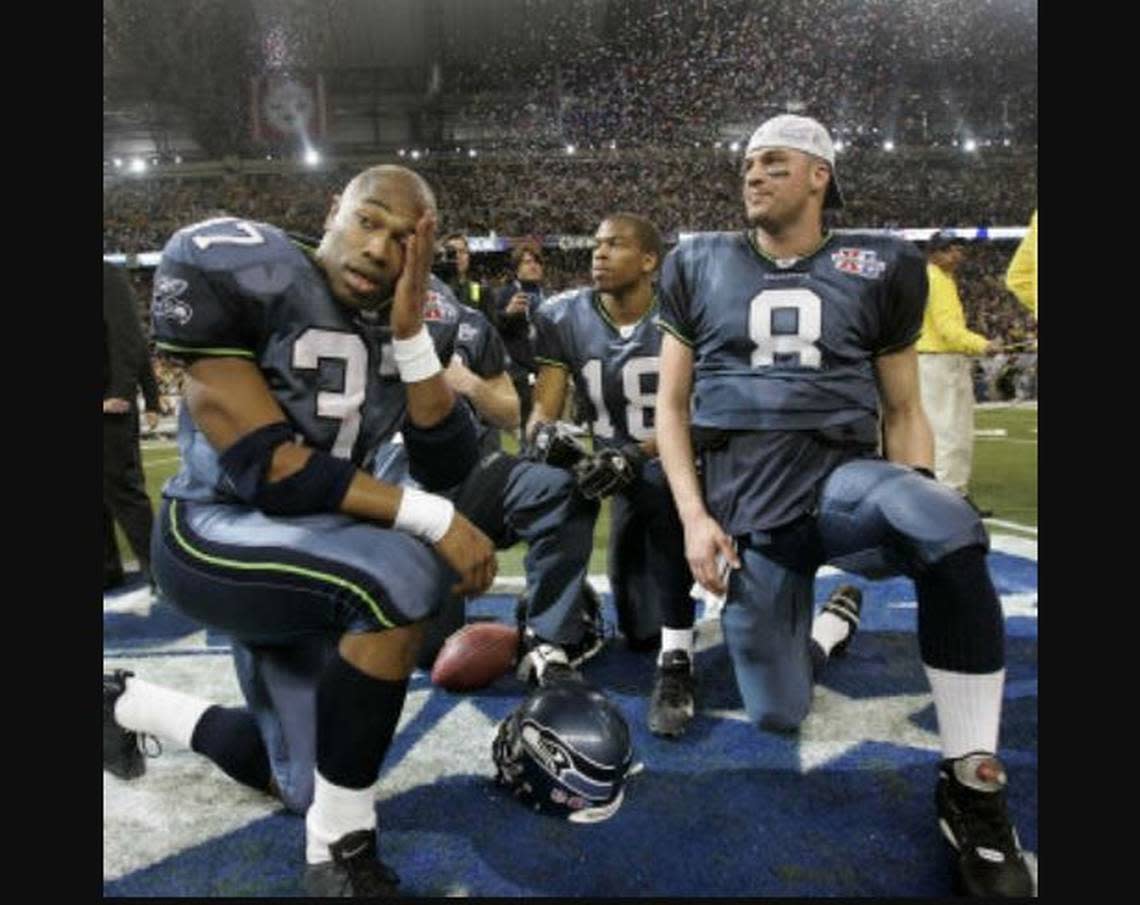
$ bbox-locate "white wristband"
[392,325,443,383]
[394,487,454,544]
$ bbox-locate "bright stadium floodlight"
[1004,138,1012,147]
[565,144,576,155]
[964,139,978,153]
[129,157,147,174]
[834,140,845,152]
[468,148,477,158]
[113,158,123,168]
[729,141,740,152]
[304,148,321,166]
[411,149,421,160]
[609,140,617,150]
[398,148,406,157]
[883,140,895,152]
[174,154,182,164]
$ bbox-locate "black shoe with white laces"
[649,649,697,737]
[515,634,586,687]
[936,753,1034,897]
[104,669,159,780]
[821,585,862,657]
[302,829,401,897]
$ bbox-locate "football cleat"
[103,669,159,780]
[302,829,400,897]
[936,753,1035,897]
[515,636,584,687]
[648,649,697,738]
[821,584,862,657]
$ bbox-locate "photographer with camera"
[493,241,547,441]
[439,232,493,317]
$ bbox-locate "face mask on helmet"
[492,683,633,823]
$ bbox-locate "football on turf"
[430,621,520,692]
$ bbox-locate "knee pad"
[451,451,521,545]
[916,545,1004,673]
[820,459,989,572]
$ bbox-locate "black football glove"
[573,444,645,500]
[527,421,590,470]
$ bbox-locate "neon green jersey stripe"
[155,341,256,358]
[167,499,394,628]
[655,319,693,347]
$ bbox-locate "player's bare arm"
[656,334,739,594]
[874,344,935,470]
[445,358,520,429]
[526,363,569,442]
[185,356,496,596]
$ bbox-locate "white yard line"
[143,456,181,469]
[985,518,1037,536]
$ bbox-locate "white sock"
[924,665,1005,759]
[113,675,213,749]
[810,609,852,656]
[305,770,379,865]
[658,627,694,667]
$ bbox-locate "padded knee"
[916,545,1004,673]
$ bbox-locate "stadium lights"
[609,140,617,150]
[398,148,406,157]
[468,148,477,158]
[714,141,722,149]
[129,157,147,174]
[964,139,978,153]
[411,149,421,160]
[565,144,576,155]
[729,141,740,152]
[113,157,123,168]
[304,148,321,166]
[1004,138,1012,147]
[883,140,895,152]
[174,155,182,164]
[834,140,845,153]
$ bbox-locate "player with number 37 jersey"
[153,216,464,502]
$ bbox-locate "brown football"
[430,621,519,692]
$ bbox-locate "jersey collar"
[745,229,835,269]
[592,289,658,337]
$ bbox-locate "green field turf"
[118,403,1037,574]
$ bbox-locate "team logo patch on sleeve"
[152,275,193,325]
[831,248,886,279]
[457,322,479,343]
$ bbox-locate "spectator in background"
[916,231,996,516]
[494,242,547,438]
[1005,209,1037,319]
[103,262,155,591]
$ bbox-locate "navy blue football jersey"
[533,287,661,449]
[152,216,463,503]
[656,230,927,532]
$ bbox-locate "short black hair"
[601,213,664,268]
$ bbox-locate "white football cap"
[744,114,845,209]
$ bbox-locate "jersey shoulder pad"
[162,217,297,274]
[536,286,590,321]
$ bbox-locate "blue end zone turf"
[104,546,1037,896]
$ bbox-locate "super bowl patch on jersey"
[831,247,886,279]
[424,291,458,322]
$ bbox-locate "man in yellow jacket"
[1005,210,1037,319]
[917,230,996,514]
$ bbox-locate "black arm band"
[403,401,481,491]
[218,421,358,515]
